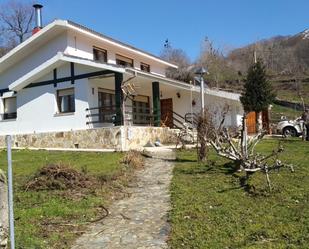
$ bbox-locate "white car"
[277,117,304,137]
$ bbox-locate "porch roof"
[125,68,199,92]
[125,68,241,101]
[204,88,240,101]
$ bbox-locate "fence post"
[6,135,15,249]
[0,169,8,249]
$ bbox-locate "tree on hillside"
[240,59,275,131]
[0,0,34,53]
[198,37,238,89]
[160,39,194,83]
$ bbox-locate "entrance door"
[246,111,256,134]
[160,98,173,128]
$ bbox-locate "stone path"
[72,148,175,249]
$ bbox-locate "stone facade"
[0,126,177,150]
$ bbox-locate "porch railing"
[86,105,156,126]
[86,105,198,130]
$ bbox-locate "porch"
[84,69,199,130]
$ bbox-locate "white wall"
[160,86,243,128]
[0,32,68,89]
[0,64,93,135]
[65,31,167,76]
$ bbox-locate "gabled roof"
[0,19,178,73]
[9,52,126,91]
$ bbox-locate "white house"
[0,7,243,150]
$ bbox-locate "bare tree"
[197,108,294,191]
[160,40,193,83]
[0,0,34,45]
[197,37,238,89]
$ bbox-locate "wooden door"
[160,98,173,128]
[246,111,256,134]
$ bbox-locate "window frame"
[140,62,150,72]
[56,88,75,114]
[93,46,108,63]
[3,96,17,120]
[132,95,150,125]
[98,88,116,123]
[115,54,134,68]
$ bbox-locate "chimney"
[32,4,43,35]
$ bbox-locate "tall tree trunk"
[0,170,8,249]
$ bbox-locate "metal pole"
[6,135,15,249]
[200,76,205,116]
[190,81,193,125]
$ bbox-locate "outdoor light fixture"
[195,67,208,115]
[176,92,181,98]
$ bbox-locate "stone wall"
[0,126,177,150]
[124,126,176,149]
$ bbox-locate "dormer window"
[140,62,150,72]
[116,54,133,67]
[93,47,107,63]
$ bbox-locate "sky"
[2,0,309,61]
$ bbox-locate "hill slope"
[227,30,309,76]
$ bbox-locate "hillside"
[227,29,309,76]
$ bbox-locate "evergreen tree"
[240,60,275,114]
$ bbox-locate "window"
[140,62,150,72]
[3,97,17,120]
[133,95,150,125]
[98,89,116,123]
[116,54,134,67]
[57,88,75,113]
[93,47,107,63]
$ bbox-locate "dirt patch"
[24,164,94,191]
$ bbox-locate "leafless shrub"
[121,150,144,169]
[197,105,294,191]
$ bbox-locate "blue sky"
[3,0,309,60]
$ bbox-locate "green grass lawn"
[270,104,302,122]
[170,139,309,249]
[273,81,309,105]
[0,150,126,248]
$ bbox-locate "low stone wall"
[0,126,177,150]
[124,126,176,149]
